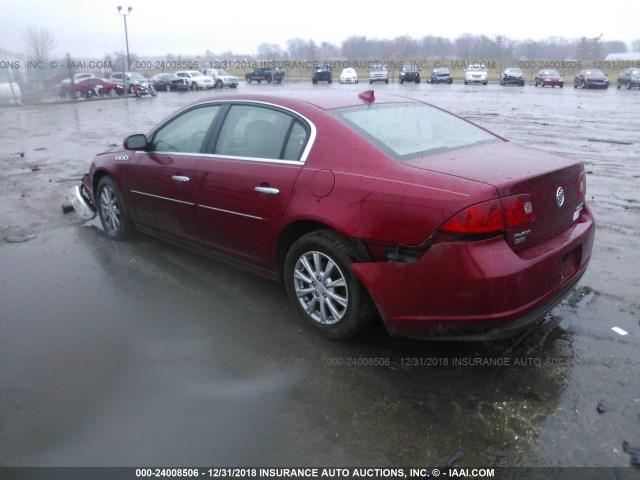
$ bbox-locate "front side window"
[333,103,500,160]
[151,105,221,153]
[214,105,308,161]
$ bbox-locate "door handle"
[255,186,280,196]
[172,175,190,183]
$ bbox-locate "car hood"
[403,141,585,249]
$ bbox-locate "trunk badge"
[556,187,565,207]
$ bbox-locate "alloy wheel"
[292,251,348,325]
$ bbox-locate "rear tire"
[284,231,376,339]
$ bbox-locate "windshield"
[217,69,229,75]
[332,103,500,160]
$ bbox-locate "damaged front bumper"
[69,184,96,220]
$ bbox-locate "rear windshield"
[332,103,500,160]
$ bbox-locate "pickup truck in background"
[245,68,285,84]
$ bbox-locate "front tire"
[284,231,376,339]
[96,176,133,241]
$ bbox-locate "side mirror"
[124,134,148,151]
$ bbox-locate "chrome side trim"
[198,204,263,221]
[130,190,194,206]
[136,151,305,166]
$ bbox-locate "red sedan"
[67,78,125,98]
[534,69,564,88]
[71,91,595,340]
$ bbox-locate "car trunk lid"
[404,142,585,251]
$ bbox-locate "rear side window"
[333,103,499,160]
[214,105,308,161]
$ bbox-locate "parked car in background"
[500,68,525,86]
[430,68,453,84]
[71,90,594,341]
[59,73,97,97]
[110,72,150,90]
[67,78,125,98]
[617,68,640,89]
[399,66,420,84]
[369,65,389,84]
[59,72,96,88]
[202,68,239,89]
[339,68,358,84]
[312,65,333,84]
[176,70,214,90]
[534,70,564,88]
[574,69,610,89]
[245,68,285,84]
[150,73,190,92]
[464,65,488,85]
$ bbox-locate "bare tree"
[24,26,55,91]
[319,42,339,60]
[257,43,283,60]
[602,41,627,56]
[286,38,307,60]
[24,26,55,63]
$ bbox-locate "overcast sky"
[2,0,639,58]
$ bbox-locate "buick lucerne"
[71,91,595,340]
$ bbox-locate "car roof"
[190,91,422,111]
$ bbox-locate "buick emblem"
[555,187,565,207]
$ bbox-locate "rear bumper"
[351,206,595,339]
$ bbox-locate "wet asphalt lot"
[1,81,640,471]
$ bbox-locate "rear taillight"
[578,171,587,200]
[439,195,535,235]
[502,195,535,228]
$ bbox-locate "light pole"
[117,6,132,72]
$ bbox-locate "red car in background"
[67,78,125,98]
[534,69,564,88]
[70,91,594,340]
